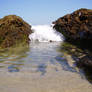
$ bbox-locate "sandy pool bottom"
[0,66,92,92]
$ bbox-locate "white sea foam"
[29,25,64,42]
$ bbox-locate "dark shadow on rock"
[83,68,92,84]
[76,55,92,84]
[67,40,92,52]
[76,64,92,84]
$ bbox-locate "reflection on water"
[0,42,79,74]
[0,43,29,72]
[55,56,77,72]
[59,42,92,83]
[0,42,92,92]
[0,42,91,77]
[83,68,92,83]
[37,64,47,76]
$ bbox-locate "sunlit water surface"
[0,42,92,92]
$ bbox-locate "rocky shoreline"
[53,8,92,71]
[0,9,92,75]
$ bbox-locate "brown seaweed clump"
[0,15,32,48]
[53,8,92,49]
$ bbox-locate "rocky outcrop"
[60,42,92,82]
[53,8,92,73]
[53,8,92,48]
[0,15,32,48]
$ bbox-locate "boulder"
[0,15,32,48]
[53,8,92,49]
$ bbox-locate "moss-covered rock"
[53,8,92,49]
[0,15,32,48]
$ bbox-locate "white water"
[29,25,64,42]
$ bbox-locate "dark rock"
[0,15,32,48]
[77,55,92,69]
[76,54,92,83]
[53,8,92,49]
[60,42,92,83]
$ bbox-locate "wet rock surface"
[77,55,92,69]
[77,54,92,83]
[0,15,32,48]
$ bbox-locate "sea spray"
[29,25,64,42]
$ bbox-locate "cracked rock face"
[0,15,32,48]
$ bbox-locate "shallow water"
[0,42,92,92]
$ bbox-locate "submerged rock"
[53,8,92,49]
[60,42,92,83]
[77,55,92,69]
[0,15,32,48]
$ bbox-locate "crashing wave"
[29,25,64,42]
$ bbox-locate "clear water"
[0,42,92,92]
